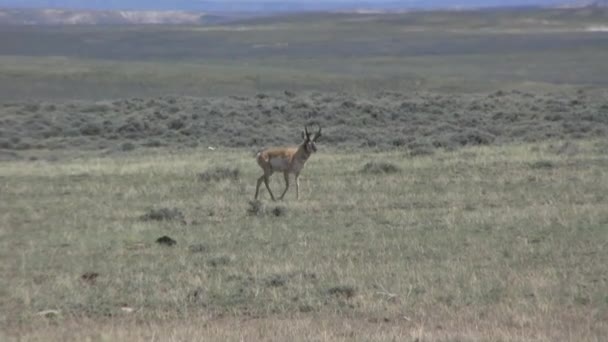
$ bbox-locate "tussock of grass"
[155,235,177,246]
[246,200,288,217]
[140,208,185,222]
[327,285,357,299]
[120,142,137,151]
[548,141,581,156]
[247,200,265,216]
[265,274,288,288]
[188,244,208,253]
[207,255,232,267]
[361,161,401,174]
[529,160,556,169]
[270,206,288,217]
[198,167,240,182]
[80,272,99,285]
[408,144,434,157]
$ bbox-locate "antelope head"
[301,123,322,154]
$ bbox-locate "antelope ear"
[301,131,307,140]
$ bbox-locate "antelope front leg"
[263,175,276,201]
[279,171,290,200]
[254,175,264,200]
[256,174,276,201]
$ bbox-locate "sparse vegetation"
[198,167,240,182]
[361,161,401,175]
[246,200,288,217]
[155,236,177,246]
[1,91,608,155]
[1,8,608,101]
[141,207,186,222]
[247,199,266,216]
[1,7,608,341]
[327,285,357,299]
[188,243,208,253]
[529,160,556,169]
[270,205,288,217]
[1,143,607,341]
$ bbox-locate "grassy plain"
[1,141,608,341]
[1,6,608,341]
[1,8,608,101]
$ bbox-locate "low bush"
[141,208,186,222]
[361,161,401,174]
[199,167,240,182]
[2,91,607,153]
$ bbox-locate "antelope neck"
[294,143,312,162]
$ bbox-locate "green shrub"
[361,161,401,174]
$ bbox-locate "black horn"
[313,123,322,141]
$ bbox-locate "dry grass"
[1,141,607,341]
[4,310,606,342]
[2,9,608,101]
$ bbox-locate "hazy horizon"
[0,0,569,12]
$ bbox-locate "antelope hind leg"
[263,175,276,201]
[279,172,290,200]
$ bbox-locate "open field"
[2,6,608,341]
[1,8,608,100]
[1,141,607,341]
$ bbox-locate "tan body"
[254,125,321,201]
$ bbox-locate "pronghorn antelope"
[254,124,321,201]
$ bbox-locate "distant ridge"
[0,1,570,13]
[558,0,608,7]
[0,2,606,25]
[0,8,217,25]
